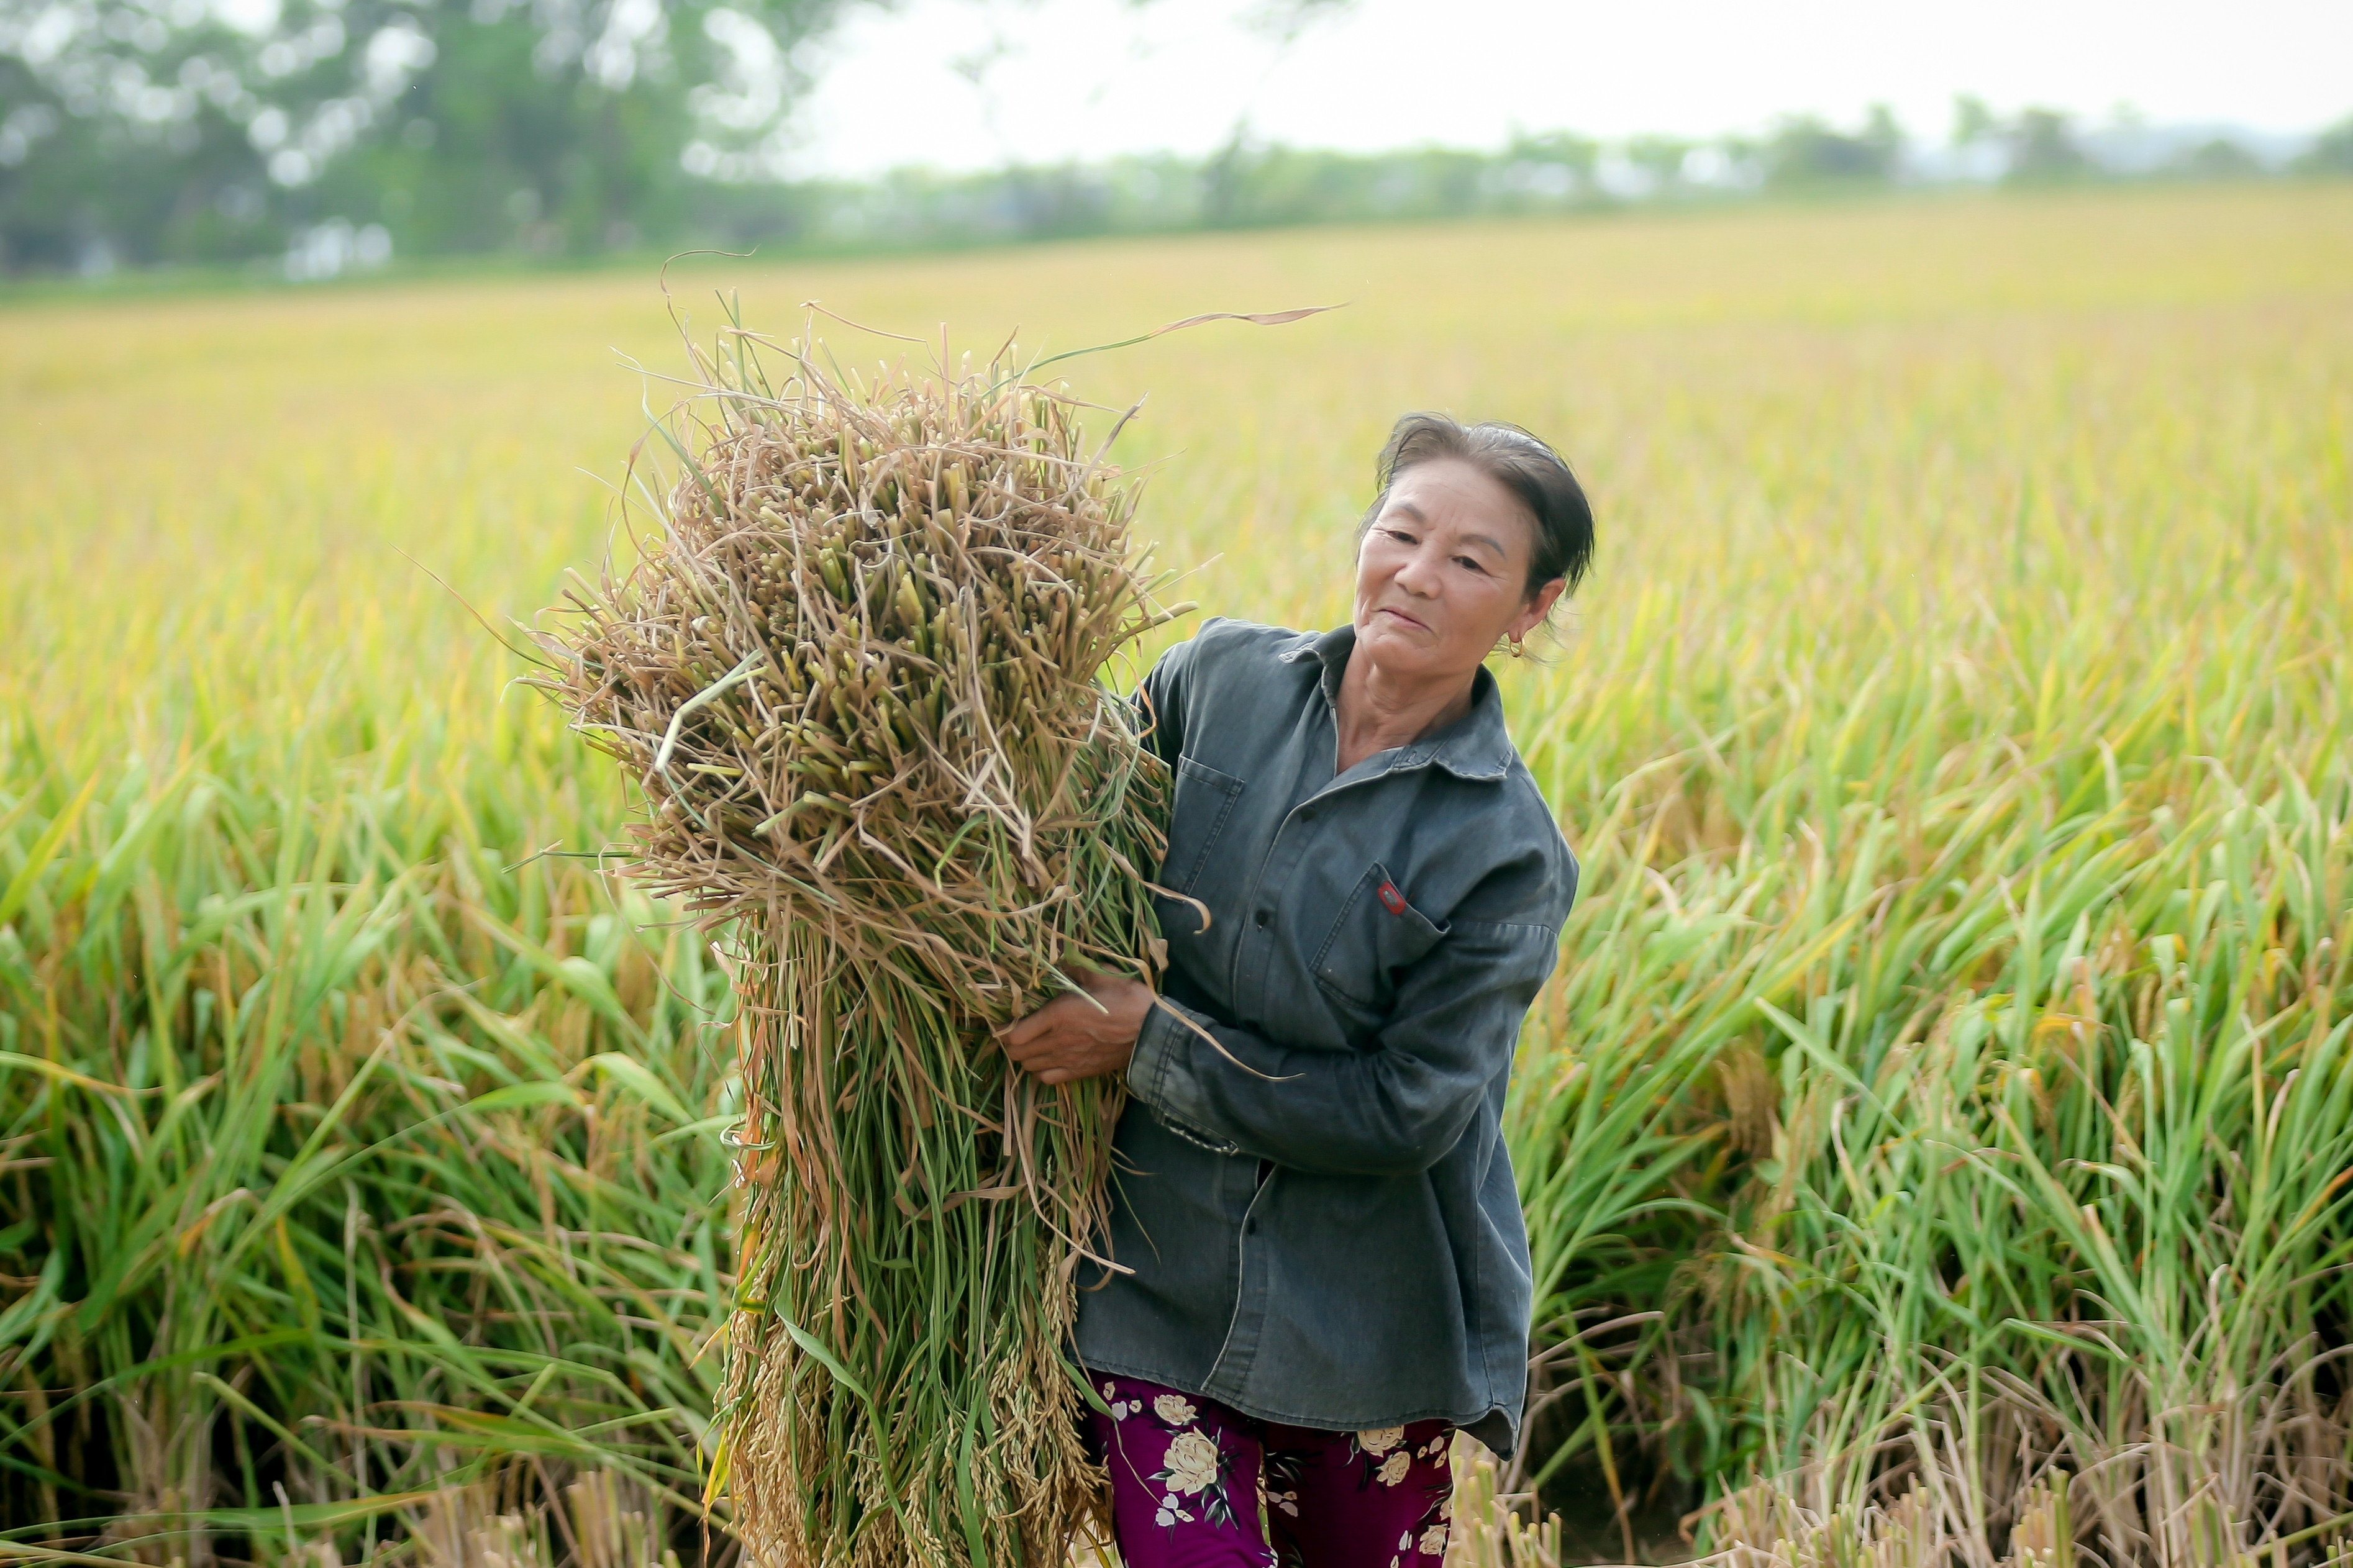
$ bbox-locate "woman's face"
[1352,457,1565,685]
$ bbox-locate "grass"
[1,182,2349,1561]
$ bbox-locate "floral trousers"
[1088,1374,1456,1568]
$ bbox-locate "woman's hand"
[1001,967,1155,1086]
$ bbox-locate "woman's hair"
[1360,412,1595,599]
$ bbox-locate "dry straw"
[535,299,1315,1566]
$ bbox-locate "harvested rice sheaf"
[537,318,1187,1567]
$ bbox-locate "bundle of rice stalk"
[534,306,1198,1568]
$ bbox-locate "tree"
[0,0,865,271]
[2169,137,2260,181]
[1232,0,1353,45]
[1498,130,1598,206]
[2003,107,2092,184]
[1762,105,1902,188]
[1190,0,1354,226]
[2294,112,2353,175]
[1623,134,1693,195]
[1950,94,1997,148]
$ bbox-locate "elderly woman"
[1003,412,1591,1567]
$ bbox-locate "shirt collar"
[1278,624,1518,783]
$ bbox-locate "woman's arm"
[996,633,1203,1084]
[999,922,1554,1172]
[1124,915,1561,1177]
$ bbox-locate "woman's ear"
[1509,578,1567,641]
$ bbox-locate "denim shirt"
[1072,618,1578,1456]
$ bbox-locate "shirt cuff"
[1126,994,1193,1112]
[1128,996,1249,1158]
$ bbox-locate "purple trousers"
[1088,1374,1456,1568]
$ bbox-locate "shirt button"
[1254,909,1271,928]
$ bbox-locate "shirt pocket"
[1311,861,1450,1025]
[1155,755,1246,914]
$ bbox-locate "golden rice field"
[2,183,2351,1564]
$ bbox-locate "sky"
[778,0,2352,178]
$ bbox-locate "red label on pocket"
[1377,880,1408,916]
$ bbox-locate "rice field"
[3,181,2351,1562]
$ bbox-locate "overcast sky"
[778,0,2349,177]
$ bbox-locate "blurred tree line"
[2,0,2350,278]
[773,101,2353,256]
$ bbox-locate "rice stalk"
[533,310,1183,1567]
[0,712,739,1559]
